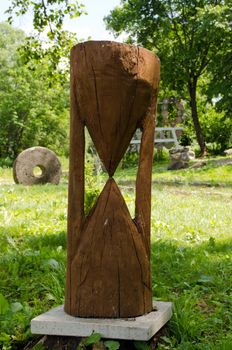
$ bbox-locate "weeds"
[0,163,231,349]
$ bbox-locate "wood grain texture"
[64,52,85,314]
[135,99,157,259]
[69,178,151,317]
[72,41,159,176]
[65,41,160,318]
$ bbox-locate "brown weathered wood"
[135,98,157,258]
[69,178,151,317]
[65,41,160,318]
[72,41,159,176]
[65,49,85,314]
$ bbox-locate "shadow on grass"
[0,229,67,304]
[26,230,67,250]
[1,228,231,350]
[151,239,232,349]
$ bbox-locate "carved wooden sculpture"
[65,41,160,318]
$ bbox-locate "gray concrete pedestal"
[31,301,172,341]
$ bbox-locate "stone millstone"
[13,146,61,185]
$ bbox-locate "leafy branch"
[5,0,87,81]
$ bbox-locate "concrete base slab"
[31,301,172,341]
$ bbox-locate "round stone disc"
[13,146,61,185]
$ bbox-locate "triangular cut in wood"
[69,178,152,318]
[74,41,159,175]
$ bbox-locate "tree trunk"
[188,78,207,156]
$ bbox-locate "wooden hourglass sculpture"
[65,41,160,318]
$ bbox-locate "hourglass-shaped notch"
[65,41,160,318]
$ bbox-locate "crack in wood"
[65,41,160,318]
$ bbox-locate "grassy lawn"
[115,157,232,187]
[0,161,232,349]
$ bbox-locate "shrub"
[200,104,232,153]
[122,151,139,168]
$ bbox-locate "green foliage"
[104,340,120,350]
[199,104,232,152]
[78,334,120,350]
[122,151,139,169]
[6,0,86,79]
[0,22,25,64]
[83,333,101,346]
[206,2,232,117]
[0,157,14,168]
[121,147,170,169]
[153,148,170,162]
[105,0,230,94]
[0,294,9,315]
[179,132,193,147]
[0,23,69,160]
[84,159,101,215]
[105,0,232,154]
[77,332,102,349]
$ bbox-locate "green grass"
[149,185,232,349]
[114,157,232,187]
[0,184,67,349]
[2,156,231,187]
[0,167,12,185]
[0,162,232,349]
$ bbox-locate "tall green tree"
[0,23,69,160]
[105,0,231,155]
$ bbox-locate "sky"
[0,0,122,41]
